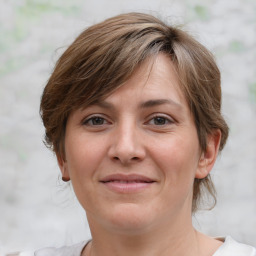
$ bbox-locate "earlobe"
[195,130,221,179]
[57,154,70,182]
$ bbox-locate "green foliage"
[17,0,81,19]
[249,82,256,103]
[229,40,245,53]
[0,0,82,77]
[0,58,25,76]
[194,5,210,21]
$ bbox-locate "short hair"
[40,12,229,212]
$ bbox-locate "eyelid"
[146,113,175,125]
[82,114,111,126]
[81,112,175,126]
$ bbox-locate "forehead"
[104,53,186,107]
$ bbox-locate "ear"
[57,154,70,181]
[196,129,221,179]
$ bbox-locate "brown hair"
[40,12,229,212]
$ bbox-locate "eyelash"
[82,115,110,126]
[82,114,174,127]
[146,115,174,126]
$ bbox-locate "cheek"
[149,134,200,184]
[65,133,107,179]
[64,134,108,210]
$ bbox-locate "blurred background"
[0,0,255,253]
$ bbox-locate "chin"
[104,203,156,234]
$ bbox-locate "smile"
[100,174,156,193]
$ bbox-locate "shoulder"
[34,241,87,256]
[4,252,34,256]
[7,241,88,256]
[214,236,256,256]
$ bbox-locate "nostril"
[112,156,140,162]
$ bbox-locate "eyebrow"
[92,101,115,109]
[92,99,182,110]
[139,99,182,109]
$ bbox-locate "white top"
[5,236,256,256]
[213,236,256,256]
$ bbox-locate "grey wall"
[1,0,256,253]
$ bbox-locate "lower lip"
[101,181,154,193]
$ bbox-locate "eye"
[152,117,168,125]
[148,115,173,126]
[83,116,108,126]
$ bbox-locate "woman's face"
[59,54,208,234]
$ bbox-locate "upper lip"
[100,174,155,183]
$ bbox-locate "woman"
[14,12,255,256]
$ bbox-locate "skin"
[58,53,222,256]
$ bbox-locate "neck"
[83,211,221,256]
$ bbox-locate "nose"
[108,121,146,165]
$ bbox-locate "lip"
[100,174,156,193]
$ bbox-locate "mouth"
[100,174,156,193]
